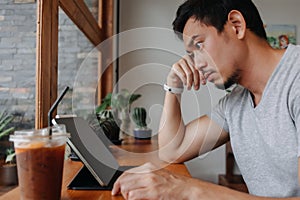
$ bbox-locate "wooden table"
[0,138,191,200]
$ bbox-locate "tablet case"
[54,117,133,190]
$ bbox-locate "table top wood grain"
[0,137,191,200]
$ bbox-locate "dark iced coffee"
[10,125,68,200]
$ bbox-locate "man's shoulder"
[288,44,300,51]
[285,44,300,61]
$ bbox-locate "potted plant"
[0,111,17,186]
[95,93,113,121]
[132,107,152,140]
[99,119,121,144]
[95,89,141,141]
[111,89,141,138]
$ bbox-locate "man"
[112,0,300,199]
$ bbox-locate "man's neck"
[238,39,286,106]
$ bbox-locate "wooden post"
[35,0,59,129]
[36,0,114,127]
[97,0,114,104]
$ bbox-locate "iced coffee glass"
[10,125,68,200]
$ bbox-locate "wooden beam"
[35,0,59,128]
[35,0,115,127]
[98,0,114,103]
[59,0,104,46]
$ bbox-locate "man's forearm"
[158,91,185,162]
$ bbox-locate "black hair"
[173,0,267,40]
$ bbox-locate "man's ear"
[227,10,246,39]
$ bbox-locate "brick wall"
[0,0,99,129]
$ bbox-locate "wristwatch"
[163,84,184,94]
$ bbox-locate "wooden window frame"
[35,0,114,128]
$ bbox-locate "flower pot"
[0,163,18,186]
[133,128,152,140]
[99,118,122,145]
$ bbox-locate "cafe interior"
[0,0,299,199]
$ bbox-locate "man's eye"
[195,42,203,49]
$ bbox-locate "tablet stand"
[67,165,123,190]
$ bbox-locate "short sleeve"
[208,95,230,133]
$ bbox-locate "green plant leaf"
[96,90,141,115]
[5,152,15,164]
[118,95,128,109]
[0,115,13,132]
[129,94,141,105]
[0,110,14,139]
[95,93,112,114]
[0,110,5,122]
[96,103,109,114]
[0,114,11,130]
[0,127,14,139]
[102,93,112,104]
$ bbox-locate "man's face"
[182,17,240,89]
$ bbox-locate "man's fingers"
[112,163,158,196]
[193,69,200,90]
[171,63,187,86]
[116,174,154,199]
[128,187,158,200]
[199,70,207,85]
[112,172,140,198]
[169,53,205,91]
[183,54,201,90]
[178,59,194,90]
[112,177,121,195]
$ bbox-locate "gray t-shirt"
[210,44,300,197]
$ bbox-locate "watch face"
[164,84,183,94]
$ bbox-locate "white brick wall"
[0,0,99,129]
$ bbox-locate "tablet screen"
[55,117,119,186]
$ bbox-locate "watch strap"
[163,84,184,94]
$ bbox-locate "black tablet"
[54,117,132,190]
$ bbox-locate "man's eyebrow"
[187,35,200,48]
[185,35,200,55]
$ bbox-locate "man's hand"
[112,163,256,200]
[167,54,207,91]
[111,162,197,200]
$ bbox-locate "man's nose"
[195,61,207,71]
[193,51,207,70]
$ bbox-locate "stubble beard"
[215,70,240,90]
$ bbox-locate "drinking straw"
[48,86,69,135]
